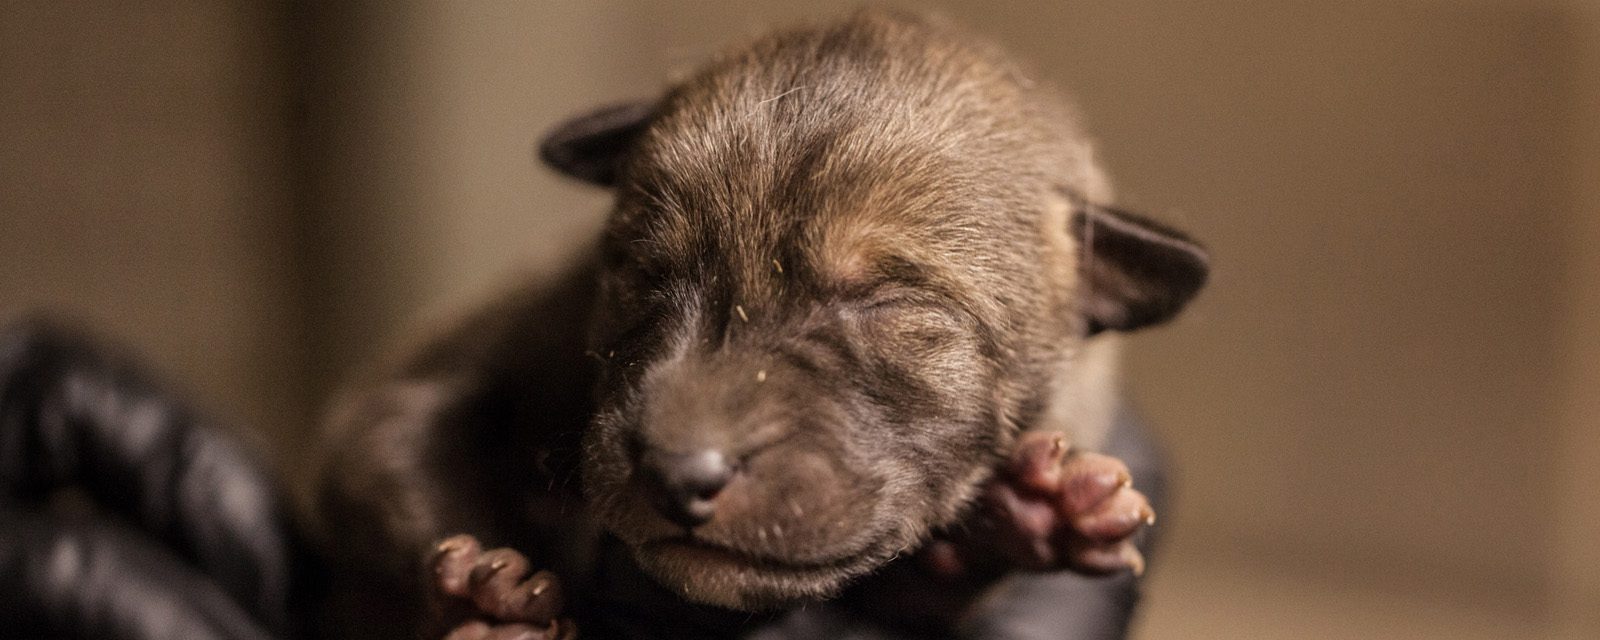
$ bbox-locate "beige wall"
[3,1,1595,638]
[1554,2,1600,637]
[0,3,311,457]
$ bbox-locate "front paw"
[924,432,1154,578]
[997,431,1154,574]
[430,535,575,640]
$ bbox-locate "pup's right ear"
[539,100,657,187]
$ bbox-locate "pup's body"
[310,10,1206,639]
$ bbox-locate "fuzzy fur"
[307,8,1204,638]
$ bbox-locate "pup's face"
[578,118,1031,611]
[543,11,1207,611]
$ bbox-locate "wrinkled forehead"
[614,163,997,308]
[800,206,982,297]
[605,59,1074,322]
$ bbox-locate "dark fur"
[582,10,1103,610]
[310,9,1205,638]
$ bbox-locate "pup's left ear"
[539,100,657,187]
[1073,203,1210,334]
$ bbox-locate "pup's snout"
[640,448,735,528]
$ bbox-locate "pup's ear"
[1073,203,1210,334]
[539,100,657,187]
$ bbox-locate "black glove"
[0,320,300,640]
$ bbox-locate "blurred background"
[2,1,1596,638]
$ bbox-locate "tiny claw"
[1010,431,1072,493]
[490,559,509,572]
[1129,549,1147,577]
[531,581,546,597]
[437,540,461,554]
[1059,452,1135,515]
[1141,506,1156,526]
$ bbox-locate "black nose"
[640,449,735,528]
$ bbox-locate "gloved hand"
[0,320,301,640]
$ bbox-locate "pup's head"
[543,11,1207,610]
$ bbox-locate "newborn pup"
[310,9,1207,639]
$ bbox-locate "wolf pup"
[310,9,1207,640]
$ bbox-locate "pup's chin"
[631,537,887,611]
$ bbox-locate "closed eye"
[851,287,959,322]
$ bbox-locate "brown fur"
[306,8,1206,637]
[580,9,1112,609]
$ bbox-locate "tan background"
[2,1,1595,638]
